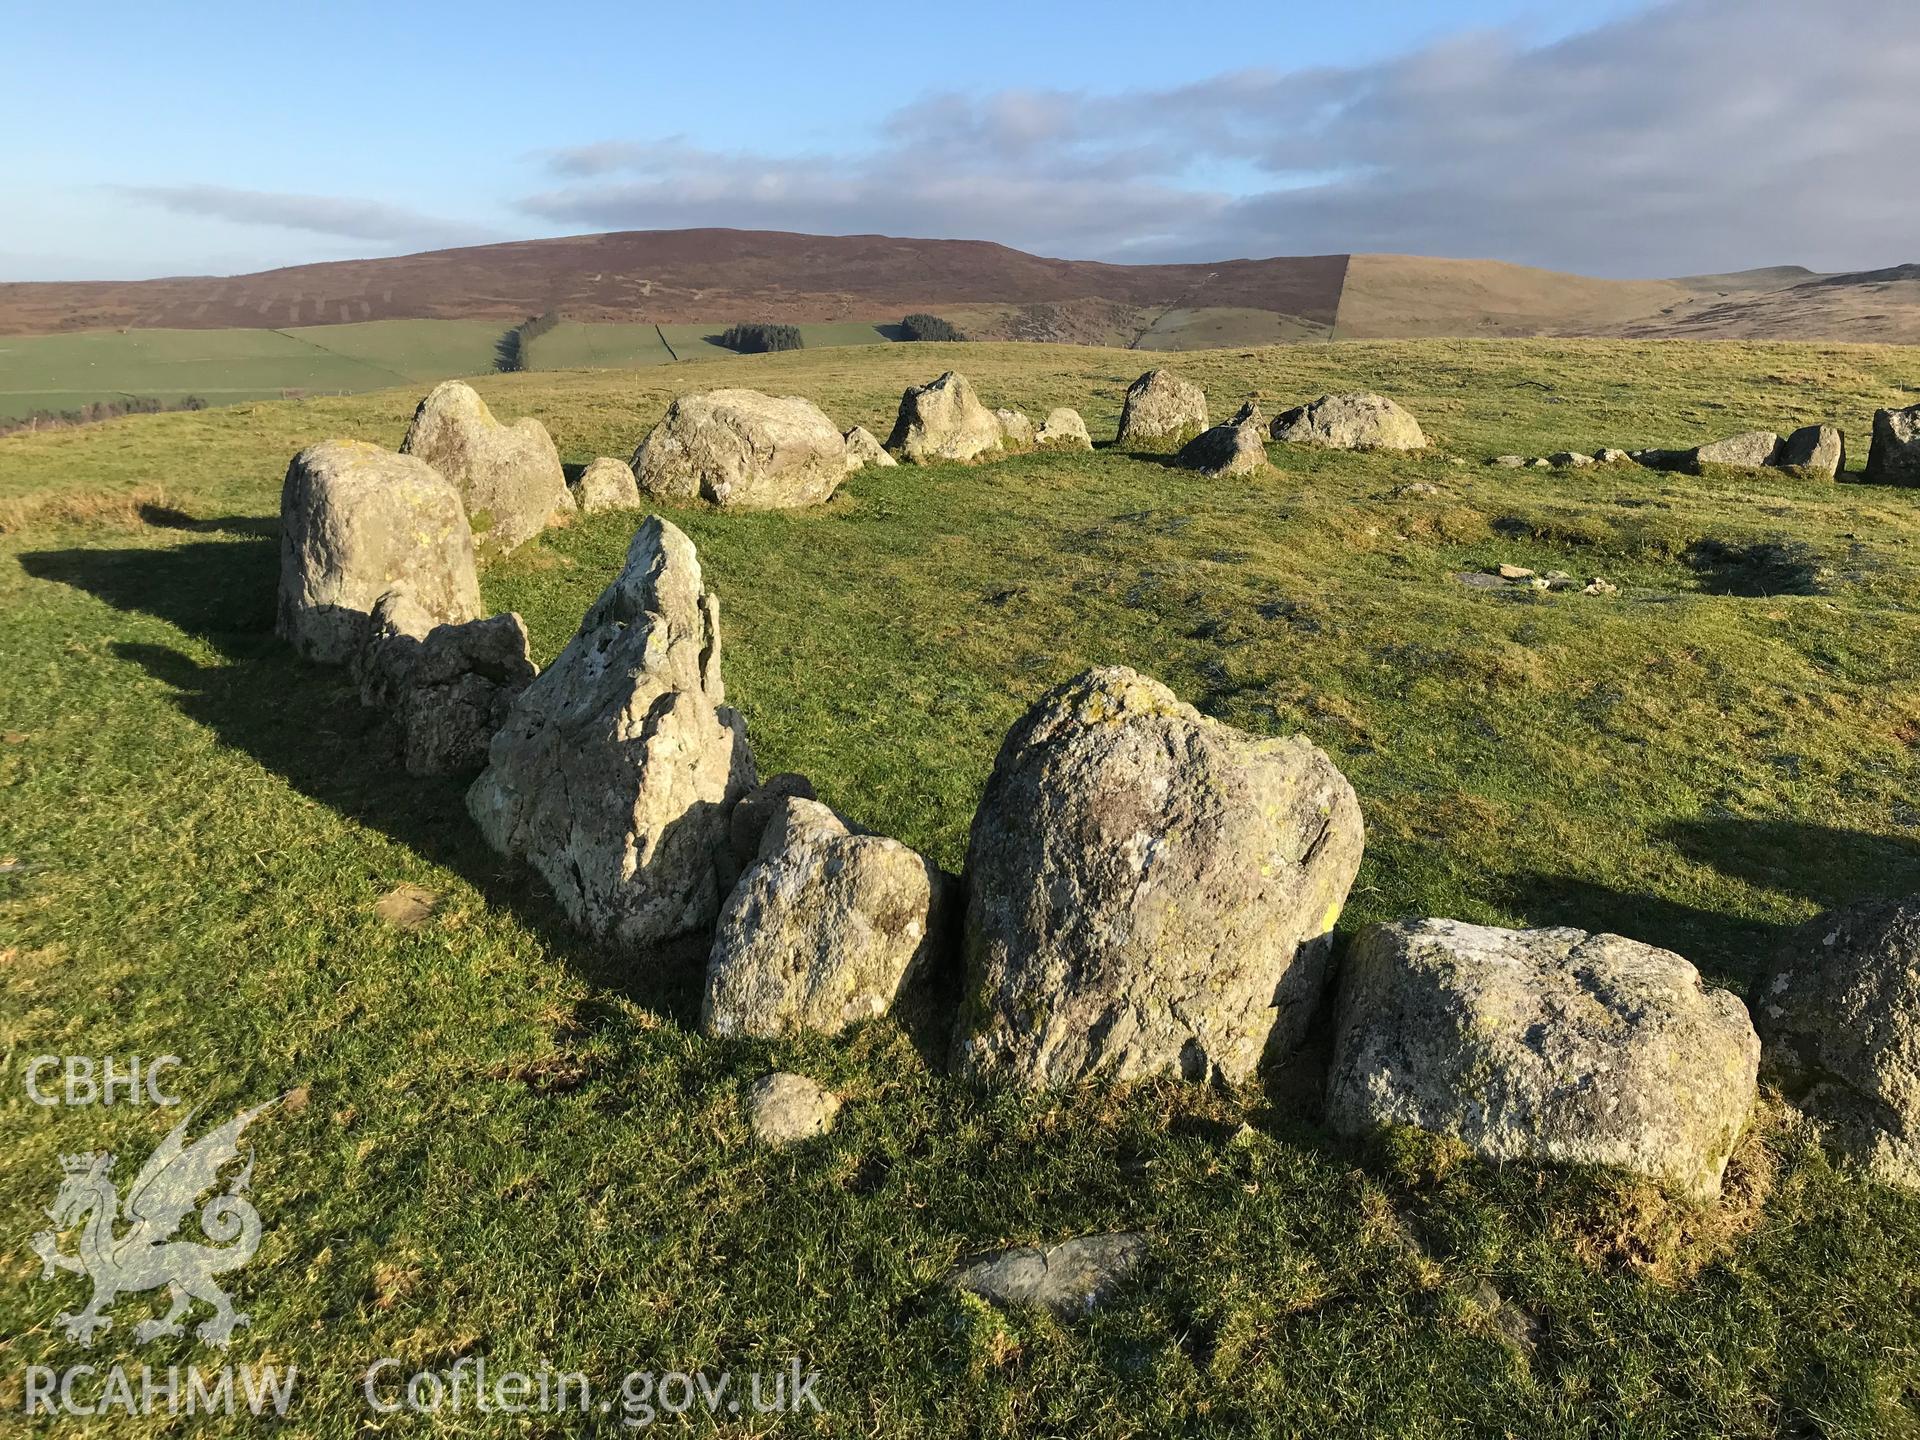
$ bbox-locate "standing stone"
[885,372,1003,463]
[1115,369,1207,448]
[1270,393,1427,451]
[1776,425,1845,478]
[633,389,848,508]
[703,797,951,1039]
[1748,897,1920,1189]
[1866,404,1920,485]
[954,666,1365,1089]
[467,517,755,951]
[1687,431,1783,470]
[995,408,1035,449]
[1327,919,1760,1200]
[399,381,574,551]
[1176,402,1268,478]
[843,425,897,471]
[1034,408,1093,452]
[571,456,642,513]
[729,772,818,866]
[356,590,537,776]
[277,439,483,665]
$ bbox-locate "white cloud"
[115,184,495,248]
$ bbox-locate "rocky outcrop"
[633,389,848,508]
[1034,408,1093,452]
[1867,404,1920,485]
[994,408,1035,449]
[843,425,897,471]
[1749,897,1920,1189]
[953,666,1364,1089]
[1688,430,1783,470]
[571,456,641,513]
[1115,369,1207,448]
[1176,401,1268,477]
[1270,392,1427,451]
[1778,424,1845,479]
[399,381,574,551]
[466,517,755,951]
[276,439,483,665]
[702,797,950,1039]
[885,372,1003,463]
[356,590,537,776]
[1327,919,1760,1200]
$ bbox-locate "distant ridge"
[1,228,1915,345]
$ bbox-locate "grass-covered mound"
[3,339,1919,1435]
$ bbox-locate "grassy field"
[3,338,1920,1436]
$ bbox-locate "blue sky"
[5,0,1913,281]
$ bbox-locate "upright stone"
[1777,425,1845,479]
[276,439,483,665]
[1034,408,1093,451]
[1867,404,1920,485]
[467,517,755,951]
[843,425,897,471]
[1176,401,1268,477]
[571,456,642,513]
[400,380,574,551]
[356,590,537,776]
[1270,393,1426,451]
[954,667,1364,1089]
[1115,369,1207,448]
[885,372,1003,463]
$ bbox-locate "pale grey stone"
[1867,405,1920,485]
[633,389,847,508]
[951,1232,1146,1314]
[1271,392,1427,451]
[1034,407,1093,451]
[1778,424,1845,479]
[1115,368,1207,448]
[885,371,1003,463]
[748,1072,841,1147]
[843,425,897,471]
[572,456,642,513]
[400,380,574,551]
[356,589,536,776]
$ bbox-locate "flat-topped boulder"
[1867,404,1920,485]
[995,408,1035,449]
[843,425,897,471]
[703,796,951,1039]
[356,590,537,776]
[1176,401,1268,477]
[1779,424,1845,479]
[1115,369,1207,448]
[400,380,573,551]
[277,439,483,665]
[1271,392,1427,451]
[1749,897,1920,1188]
[886,371,1003,463]
[467,516,755,951]
[1034,408,1093,451]
[1688,430,1783,470]
[954,666,1364,1089]
[571,456,641,513]
[1328,919,1759,1199]
[633,388,848,508]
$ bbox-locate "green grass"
[3,339,1920,1436]
[528,320,677,369]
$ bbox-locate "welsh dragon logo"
[31,1101,275,1348]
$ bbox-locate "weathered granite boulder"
[1866,404,1920,485]
[886,372,1003,463]
[277,439,483,665]
[1034,408,1093,452]
[1270,392,1427,451]
[1327,919,1760,1199]
[467,516,755,951]
[1688,430,1783,470]
[633,389,847,508]
[728,772,817,867]
[1176,402,1268,478]
[703,797,950,1039]
[953,666,1364,1089]
[747,1072,840,1147]
[951,1233,1147,1314]
[571,456,641,513]
[356,590,536,775]
[399,380,573,551]
[843,425,897,471]
[995,407,1035,449]
[1595,447,1633,465]
[1115,369,1207,448]
[1778,425,1845,479]
[1748,897,1920,1189]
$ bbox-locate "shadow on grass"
[18,535,710,1030]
